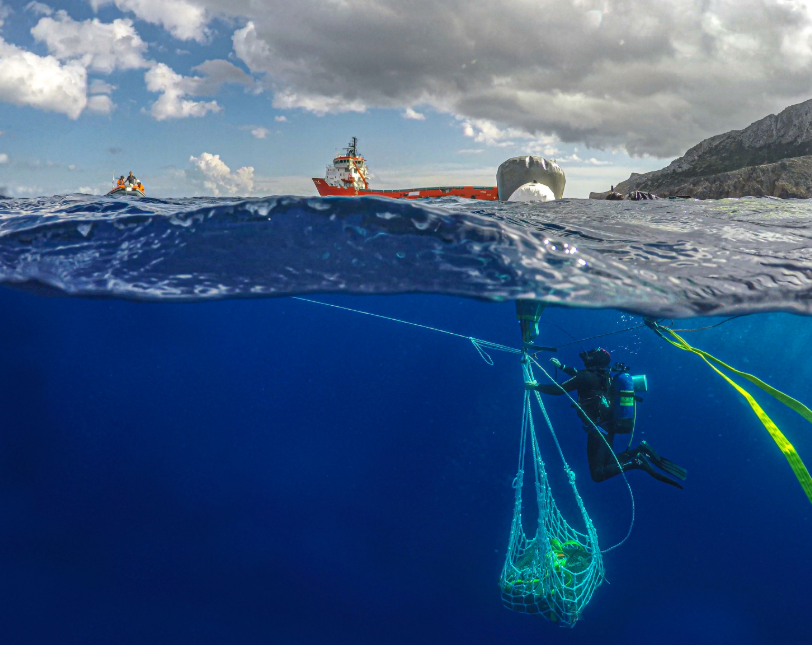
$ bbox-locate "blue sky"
[1,0,811,198]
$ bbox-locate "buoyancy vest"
[574,368,612,425]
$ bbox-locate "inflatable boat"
[106,185,145,198]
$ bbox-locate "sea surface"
[0,194,810,644]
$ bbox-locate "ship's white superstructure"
[323,137,370,191]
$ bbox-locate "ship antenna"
[347,136,358,157]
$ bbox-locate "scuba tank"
[610,371,636,432]
[609,363,646,439]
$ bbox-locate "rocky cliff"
[603,98,812,198]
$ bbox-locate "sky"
[1,0,812,198]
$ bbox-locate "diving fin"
[624,455,684,489]
[637,441,687,481]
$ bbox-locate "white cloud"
[0,2,8,28]
[87,94,114,113]
[187,152,254,195]
[218,0,812,157]
[89,0,209,42]
[457,149,484,154]
[274,115,286,122]
[0,153,8,164]
[461,117,560,156]
[271,89,365,116]
[145,166,314,197]
[25,2,53,16]
[143,60,254,121]
[232,22,365,115]
[403,107,425,120]
[0,38,87,119]
[558,151,611,166]
[250,126,269,138]
[31,12,150,73]
[186,59,255,95]
[89,79,116,95]
[231,22,270,74]
[145,63,220,120]
[461,119,515,147]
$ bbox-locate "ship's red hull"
[313,178,498,200]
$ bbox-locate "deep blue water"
[0,195,811,644]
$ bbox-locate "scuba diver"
[525,347,687,489]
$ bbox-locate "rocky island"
[592,98,812,199]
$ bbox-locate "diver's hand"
[525,380,539,391]
[550,358,562,369]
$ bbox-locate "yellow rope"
[666,329,812,424]
[662,328,812,506]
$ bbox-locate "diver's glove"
[550,358,563,369]
[525,380,539,391]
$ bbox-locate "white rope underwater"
[292,296,521,365]
[292,296,634,553]
[526,355,635,554]
[502,362,605,625]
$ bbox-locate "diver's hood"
[580,347,611,368]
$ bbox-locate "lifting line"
[292,296,636,551]
[525,353,635,553]
[648,322,812,506]
[539,315,746,352]
[292,297,520,365]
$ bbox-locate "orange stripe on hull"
[312,178,498,200]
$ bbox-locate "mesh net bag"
[499,363,605,627]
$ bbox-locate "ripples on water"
[0,193,810,317]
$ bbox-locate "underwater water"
[0,195,810,644]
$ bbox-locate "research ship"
[312,137,498,200]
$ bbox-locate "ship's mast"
[345,137,358,158]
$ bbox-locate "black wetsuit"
[536,365,622,482]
